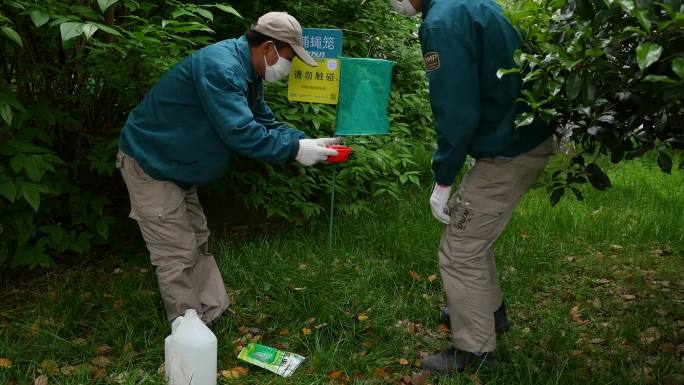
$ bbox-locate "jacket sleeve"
[196,68,303,164]
[421,27,480,186]
[252,85,309,139]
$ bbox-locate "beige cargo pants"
[440,138,553,353]
[116,151,230,324]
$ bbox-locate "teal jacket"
[420,0,553,185]
[119,36,305,188]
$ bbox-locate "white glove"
[296,137,340,166]
[430,183,452,225]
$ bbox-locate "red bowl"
[326,145,352,163]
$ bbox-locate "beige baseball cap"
[252,12,318,67]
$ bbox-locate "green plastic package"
[237,343,305,378]
[335,57,395,136]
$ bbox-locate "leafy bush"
[0,0,433,267]
[504,0,683,204]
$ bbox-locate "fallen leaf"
[93,367,107,380]
[0,358,12,368]
[298,263,308,270]
[640,327,661,344]
[91,356,111,368]
[39,360,60,375]
[469,373,482,385]
[372,368,387,379]
[279,328,289,336]
[622,294,636,300]
[328,370,344,380]
[437,324,450,333]
[221,366,249,378]
[570,305,587,325]
[610,244,624,250]
[96,345,112,355]
[61,365,78,376]
[565,256,576,263]
[399,358,409,365]
[357,313,369,322]
[314,323,328,330]
[411,371,431,385]
[520,231,530,239]
[305,317,316,324]
[410,271,421,281]
[302,328,312,335]
[34,375,48,385]
[427,274,438,283]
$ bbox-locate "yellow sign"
[287,58,340,105]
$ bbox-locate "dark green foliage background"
[0,0,433,267]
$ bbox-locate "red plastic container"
[326,145,352,164]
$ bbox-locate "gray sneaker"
[421,347,494,375]
[441,301,511,334]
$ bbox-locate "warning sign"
[287,57,340,105]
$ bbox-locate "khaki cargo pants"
[440,138,553,353]
[116,151,230,324]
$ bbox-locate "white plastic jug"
[165,309,217,385]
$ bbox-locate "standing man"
[117,12,339,326]
[389,0,554,374]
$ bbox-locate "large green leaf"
[673,58,684,80]
[92,23,122,37]
[565,71,583,100]
[636,42,663,71]
[1,26,23,48]
[196,8,213,21]
[211,4,242,18]
[97,0,120,13]
[29,9,50,27]
[0,181,16,202]
[21,183,41,212]
[60,22,84,42]
[82,23,99,40]
[0,103,12,126]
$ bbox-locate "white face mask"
[389,0,419,17]
[264,45,292,82]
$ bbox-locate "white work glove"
[430,183,452,225]
[296,137,340,166]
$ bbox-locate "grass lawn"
[1,156,682,385]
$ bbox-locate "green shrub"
[504,0,683,204]
[0,0,434,267]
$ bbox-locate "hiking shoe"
[421,347,494,375]
[441,301,511,334]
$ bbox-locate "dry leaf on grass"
[469,373,482,385]
[34,375,48,385]
[410,271,421,281]
[221,366,249,378]
[622,294,636,300]
[91,356,111,368]
[39,360,59,375]
[570,305,588,326]
[302,328,312,335]
[372,368,387,379]
[399,358,409,365]
[279,328,289,336]
[427,274,438,283]
[96,345,112,355]
[327,369,344,379]
[0,358,12,368]
[640,327,661,344]
[305,317,316,324]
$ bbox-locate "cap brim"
[292,45,318,67]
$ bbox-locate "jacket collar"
[236,35,260,84]
[422,0,434,20]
